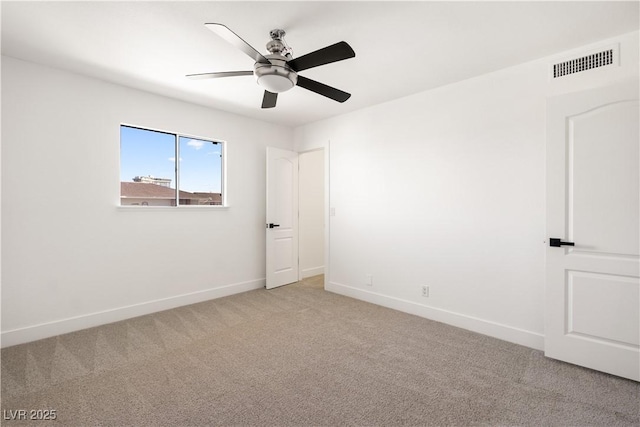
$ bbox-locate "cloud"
[207,150,221,156]
[186,139,205,150]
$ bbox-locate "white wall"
[3,30,638,349]
[298,149,324,278]
[1,56,294,346]
[294,31,639,349]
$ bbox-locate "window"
[120,125,224,206]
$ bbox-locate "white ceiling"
[2,1,638,127]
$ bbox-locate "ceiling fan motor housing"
[254,54,298,93]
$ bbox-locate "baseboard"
[300,266,324,279]
[327,281,544,351]
[1,278,265,348]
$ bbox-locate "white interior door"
[545,80,640,381]
[266,147,299,289]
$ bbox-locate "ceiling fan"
[187,23,356,109]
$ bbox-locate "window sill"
[117,205,229,211]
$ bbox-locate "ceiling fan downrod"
[267,29,292,58]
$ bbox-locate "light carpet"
[2,275,639,426]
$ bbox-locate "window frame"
[119,123,227,208]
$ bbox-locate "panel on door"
[569,101,640,256]
[545,80,640,381]
[567,271,640,346]
[266,147,299,289]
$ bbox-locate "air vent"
[552,47,616,79]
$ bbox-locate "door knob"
[267,223,280,229]
[550,238,575,247]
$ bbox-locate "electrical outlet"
[421,285,429,297]
[366,274,373,286]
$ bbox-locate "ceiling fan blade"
[262,91,278,109]
[186,71,254,80]
[287,41,355,72]
[296,76,351,103]
[205,23,270,64]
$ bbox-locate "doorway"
[298,149,326,281]
[265,146,327,289]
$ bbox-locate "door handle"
[267,223,280,229]
[550,238,575,247]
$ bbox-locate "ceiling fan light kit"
[187,23,355,109]
[254,55,297,93]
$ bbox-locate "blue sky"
[120,126,222,193]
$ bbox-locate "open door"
[266,147,299,289]
[545,80,639,381]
